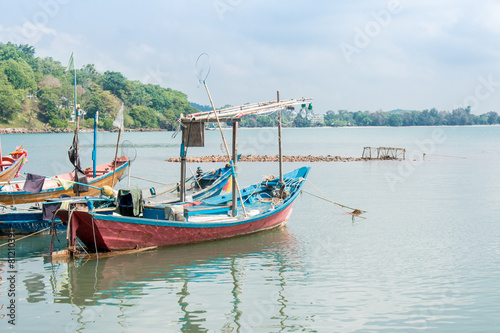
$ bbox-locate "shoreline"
[2,123,499,135]
[0,127,170,134]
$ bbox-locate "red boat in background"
[0,156,129,205]
[0,145,28,183]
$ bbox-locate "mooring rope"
[304,179,366,216]
[129,174,173,186]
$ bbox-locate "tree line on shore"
[233,107,500,128]
[322,108,499,127]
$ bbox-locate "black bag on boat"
[116,188,144,217]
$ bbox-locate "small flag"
[66,52,74,72]
[223,176,232,193]
[113,103,124,129]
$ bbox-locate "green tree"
[38,57,65,79]
[129,81,153,107]
[0,58,36,91]
[256,115,276,127]
[338,110,354,125]
[128,105,159,128]
[486,111,498,125]
[323,110,337,126]
[0,80,22,121]
[370,111,387,126]
[82,83,120,119]
[353,111,372,126]
[101,71,128,99]
[293,114,311,127]
[159,109,177,130]
[36,87,70,127]
[144,84,172,109]
[387,113,403,126]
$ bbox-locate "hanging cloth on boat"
[68,126,89,194]
[42,201,62,221]
[23,173,45,193]
[116,187,144,217]
[49,177,75,190]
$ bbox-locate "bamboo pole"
[202,81,247,216]
[111,127,121,186]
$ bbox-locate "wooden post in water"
[180,135,186,202]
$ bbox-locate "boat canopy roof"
[181,97,313,123]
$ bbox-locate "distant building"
[311,114,324,124]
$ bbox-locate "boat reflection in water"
[44,227,301,331]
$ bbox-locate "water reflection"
[24,273,47,303]
[44,228,299,331]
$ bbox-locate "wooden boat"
[62,167,310,252]
[0,146,28,183]
[0,156,129,205]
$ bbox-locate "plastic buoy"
[102,185,114,197]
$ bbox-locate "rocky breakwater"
[0,127,71,134]
[166,154,363,163]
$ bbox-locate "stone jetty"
[166,154,364,163]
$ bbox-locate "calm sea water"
[1,126,499,332]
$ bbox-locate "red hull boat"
[64,167,310,252]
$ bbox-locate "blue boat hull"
[0,210,65,235]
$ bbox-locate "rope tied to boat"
[303,179,366,219]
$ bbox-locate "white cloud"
[479,1,500,34]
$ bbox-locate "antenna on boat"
[66,52,89,196]
[121,140,137,187]
[194,53,247,216]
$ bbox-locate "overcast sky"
[1,0,500,114]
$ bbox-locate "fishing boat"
[62,167,310,252]
[0,157,129,205]
[0,145,28,183]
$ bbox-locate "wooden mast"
[277,91,283,185]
